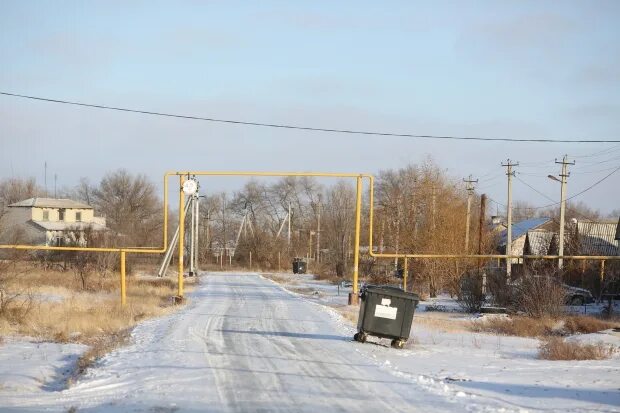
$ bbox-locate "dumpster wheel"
[353,332,367,343]
[391,339,405,349]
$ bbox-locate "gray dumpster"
[292,258,307,274]
[353,285,419,349]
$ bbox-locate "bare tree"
[0,177,42,213]
[92,170,162,247]
[322,181,355,277]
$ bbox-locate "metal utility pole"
[189,194,196,276]
[195,195,200,273]
[464,175,478,252]
[222,194,227,263]
[316,198,321,262]
[555,155,575,270]
[479,194,487,294]
[157,196,192,277]
[502,159,519,277]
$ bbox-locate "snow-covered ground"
[263,273,620,413]
[0,272,618,412]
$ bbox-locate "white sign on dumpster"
[374,303,397,320]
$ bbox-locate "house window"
[42,211,49,221]
[59,209,65,221]
[76,212,82,222]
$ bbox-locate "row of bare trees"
[189,160,490,297]
[0,162,489,295]
[2,162,618,302]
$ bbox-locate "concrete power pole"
[464,175,478,252]
[555,155,575,270]
[502,160,519,277]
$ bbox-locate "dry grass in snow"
[0,262,188,345]
[539,337,616,360]
[470,315,619,338]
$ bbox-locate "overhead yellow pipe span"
[2,170,617,306]
[172,171,369,301]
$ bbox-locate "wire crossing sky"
[1,1,619,213]
[2,92,618,144]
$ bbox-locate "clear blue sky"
[1,1,619,214]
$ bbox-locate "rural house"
[1,197,106,246]
[575,219,620,256]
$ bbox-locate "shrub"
[486,269,512,308]
[457,273,485,313]
[539,337,615,360]
[563,316,618,335]
[513,275,566,318]
[471,316,557,337]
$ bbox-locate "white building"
[1,197,106,246]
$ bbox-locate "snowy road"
[3,273,506,412]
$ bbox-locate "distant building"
[1,197,106,246]
[575,219,619,256]
[497,217,553,259]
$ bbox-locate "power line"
[514,175,555,203]
[2,91,620,143]
[571,144,620,159]
[512,164,620,211]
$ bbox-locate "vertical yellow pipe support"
[120,250,126,306]
[600,260,606,287]
[178,176,185,299]
[349,176,363,305]
[403,257,408,292]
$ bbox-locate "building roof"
[9,197,93,209]
[30,221,106,232]
[525,230,554,255]
[577,220,619,256]
[498,217,552,246]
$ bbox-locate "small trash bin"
[292,257,307,274]
[353,285,419,349]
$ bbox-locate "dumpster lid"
[363,285,420,300]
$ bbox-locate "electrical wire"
[515,175,556,203]
[571,144,620,159]
[494,164,620,211]
[2,91,620,143]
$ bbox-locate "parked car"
[563,284,595,305]
[509,276,594,306]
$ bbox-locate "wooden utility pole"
[464,175,478,252]
[287,201,291,248]
[502,160,519,277]
[478,194,487,259]
[555,155,575,270]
